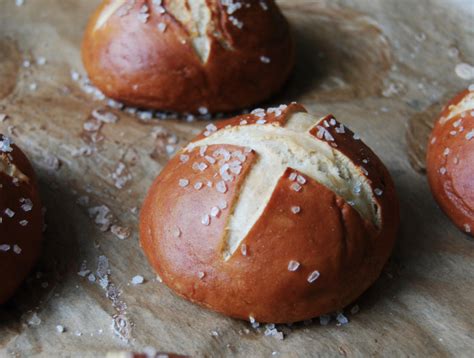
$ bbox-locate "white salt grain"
[201,214,210,226]
[336,312,349,325]
[466,130,474,140]
[216,181,227,193]
[287,260,300,272]
[455,63,474,80]
[131,275,144,285]
[179,179,189,187]
[291,183,302,192]
[210,207,220,217]
[307,270,320,283]
[157,22,167,32]
[374,188,383,196]
[291,206,301,214]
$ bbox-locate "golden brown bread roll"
[82,0,294,113]
[0,135,42,304]
[140,104,399,323]
[426,88,474,236]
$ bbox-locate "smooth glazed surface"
[82,0,294,113]
[140,104,399,323]
[426,89,474,236]
[0,135,42,304]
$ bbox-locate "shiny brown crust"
[0,135,42,304]
[426,89,474,236]
[140,104,399,323]
[81,0,294,113]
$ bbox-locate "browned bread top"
[82,0,294,113]
[0,135,42,304]
[140,104,399,323]
[427,89,474,236]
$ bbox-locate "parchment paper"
[0,0,473,357]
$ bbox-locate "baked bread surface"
[82,0,295,113]
[0,135,42,304]
[427,89,474,236]
[140,104,399,323]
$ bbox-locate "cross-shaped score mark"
[188,110,380,260]
[95,0,214,63]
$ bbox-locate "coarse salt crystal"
[157,22,167,32]
[172,227,181,238]
[296,175,306,185]
[287,260,300,272]
[201,214,210,226]
[291,183,302,192]
[131,275,144,285]
[240,244,247,256]
[335,124,345,134]
[455,63,474,80]
[307,270,320,283]
[216,181,227,193]
[4,208,14,217]
[218,200,228,210]
[197,162,208,171]
[206,124,218,133]
[111,225,131,240]
[210,207,220,217]
[291,206,301,214]
[179,179,189,187]
[0,244,10,252]
[20,198,33,211]
[336,313,349,325]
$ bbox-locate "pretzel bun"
[140,104,399,323]
[82,0,294,113]
[426,89,474,236]
[0,135,42,304]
